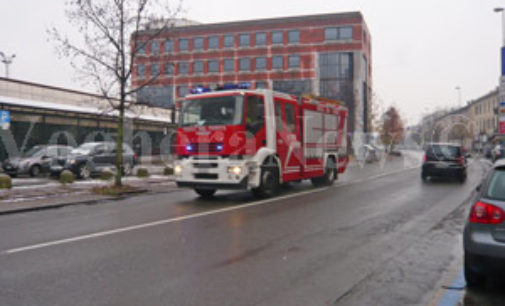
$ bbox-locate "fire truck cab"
[174,84,348,198]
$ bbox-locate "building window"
[137,64,145,78]
[178,85,188,98]
[325,27,353,41]
[224,35,234,48]
[150,63,159,76]
[193,37,204,50]
[340,27,353,40]
[151,41,160,55]
[164,63,173,75]
[178,61,189,74]
[272,31,283,44]
[319,52,353,101]
[193,61,204,74]
[239,58,250,71]
[256,81,268,89]
[239,34,250,47]
[137,42,146,55]
[273,80,312,96]
[256,32,267,46]
[209,36,219,49]
[179,38,188,51]
[272,56,283,69]
[224,58,234,72]
[288,55,300,68]
[288,30,299,44]
[208,60,219,73]
[255,57,267,70]
[164,40,173,52]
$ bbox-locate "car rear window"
[426,145,460,159]
[486,169,505,201]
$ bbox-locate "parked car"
[464,160,505,287]
[421,143,467,183]
[65,142,137,179]
[2,145,73,177]
[492,147,505,163]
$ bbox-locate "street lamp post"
[495,8,505,139]
[0,52,16,78]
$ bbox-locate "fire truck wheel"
[252,163,279,198]
[312,158,336,187]
[194,188,216,199]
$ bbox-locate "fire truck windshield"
[180,95,244,127]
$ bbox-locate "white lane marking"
[3,165,420,255]
[4,187,329,254]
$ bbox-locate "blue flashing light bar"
[190,86,211,94]
[216,144,224,151]
[186,144,194,151]
[216,82,251,91]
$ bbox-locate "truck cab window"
[284,103,296,133]
[246,95,265,136]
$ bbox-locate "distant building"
[0,77,174,160]
[131,12,372,134]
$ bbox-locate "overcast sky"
[0,0,504,125]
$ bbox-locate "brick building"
[132,12,372,134]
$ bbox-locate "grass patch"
[136,167,149,178]
[91,184,144,196]
[59,170,75,184]
[163,166,174,176]
[99,169,115,181]
[0,174,12,189]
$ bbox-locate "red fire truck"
[174,84,349,198]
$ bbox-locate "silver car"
[2,145,73,177]
[464,160,505,287]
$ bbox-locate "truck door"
[277,100,302,181]
[244,94,266,155]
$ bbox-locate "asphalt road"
[0,155,498,306]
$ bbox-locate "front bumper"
[174,157,258,190]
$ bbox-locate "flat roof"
[137,11,363,35]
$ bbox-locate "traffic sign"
[500,116,505,135]
[0,110,10,130]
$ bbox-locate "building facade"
[132,12,372,134]
[0,78,175,161]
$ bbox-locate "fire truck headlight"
[227,166,242,176]
[174,165,183,175]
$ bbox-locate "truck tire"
[252,158,279,198]
[194,188,216,199]
[311,158,336,187]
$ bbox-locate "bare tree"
[49,0,181,186]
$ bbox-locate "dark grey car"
[2,145,73,177]
[464,160,505,287]
[65,142,137,179]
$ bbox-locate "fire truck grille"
[194,173,218,180]
[193,163,218,169]
[190,143,223,153]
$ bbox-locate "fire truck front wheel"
[194,188,217,199]
[252,163,279,198]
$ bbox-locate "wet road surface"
[0,155,496,305]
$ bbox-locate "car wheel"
[7,173,17,178]
[421,172,428,182]
[464,253,486,289]
[459,174,467,184]
[194,188,216,199]
[79,164,91,179]
[123,163,133,176]
[29,165,41,177]
[252,158,279,198]
[312,158,336,187]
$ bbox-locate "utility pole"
[0,52,16,78]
